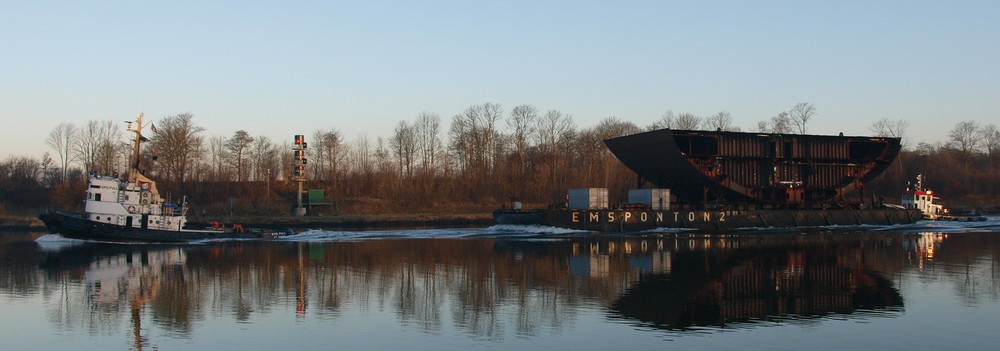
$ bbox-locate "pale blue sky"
[2,0,998,159]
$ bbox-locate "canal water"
[2,220,999,350]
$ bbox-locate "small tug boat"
[38,114,294,242]
[901,174,945,219]
[901,174,986,222]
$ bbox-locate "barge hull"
[494,208,921,232]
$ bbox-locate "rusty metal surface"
[604,129,901,206]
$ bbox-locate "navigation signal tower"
[293,134,307,216]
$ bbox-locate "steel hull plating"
[603,129,902,206]
[39,210,293,242]
[494,208,922,232]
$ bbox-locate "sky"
[2,0,998,159]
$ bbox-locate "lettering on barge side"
[571,211,734,223]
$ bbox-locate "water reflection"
[2,229,999,348]
[610,236,904,330]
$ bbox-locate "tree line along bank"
[2,103,999,217]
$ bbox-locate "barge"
[495,128,922,231]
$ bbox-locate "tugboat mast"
[125,113,148,183]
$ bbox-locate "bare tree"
[45,123,76,182]
[38,153,55,187]
[449,103,504,179]
[0,156,43,199]
[535,110,574,154]
[374,136,394,175]
[414,112,442,172]
[648,110,676,130]
[249,136,278,181]
[949,120,981,155]
[674,113,701,130]
[311,129,344,182]
[789,102,816,134]
[506,105,536,188]
[481,103,505,175]
[532,109,576,193]
[755,120,769,133]
[580,117,641,193]
[982,123,1000,193]
[311,130,328,180]
[448,114,472,174]
[705,111,736,131]
[868,117,910,138]
[390,120,417,178]
[148,113,205,182]
[769,112,793,134]
[349,134,373,174]
[982,124,1000,156]
[74,120,122,175]
[508,105,537,158]
[592,116,641,140]
[207,135,227,181]
[348,134,376,193]
[321,129,343,183]
[225,130,254,182]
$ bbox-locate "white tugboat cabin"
[84,171,186,231]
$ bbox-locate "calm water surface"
[2,220,999,350]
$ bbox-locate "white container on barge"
[568,188,608,210]
[628,188,671,210]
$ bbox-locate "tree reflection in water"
[12,230,999,346]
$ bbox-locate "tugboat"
[901,174,986,221]
[901,174,945,219]
[38,114,294,242]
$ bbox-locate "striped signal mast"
[293,134,308,216]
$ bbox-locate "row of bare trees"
[4,103,999,215]
[647,102,818,134]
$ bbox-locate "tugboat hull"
[39,210,293,243]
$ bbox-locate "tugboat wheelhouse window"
[94,193,101,201]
